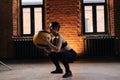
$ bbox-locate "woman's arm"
[43,48,51,56]
[42,35,62,52]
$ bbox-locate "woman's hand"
[42,34,61,53]
[43,48,49,56]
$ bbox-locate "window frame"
[20,0,45,36]
[82,0,108,35]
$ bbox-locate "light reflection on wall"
[63,34,85,56]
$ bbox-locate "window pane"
[83,0,105,3]
[85,6,93,32]
[22,0,43,5]
[96,6,105,32]
[34,8,42,34]
[23,8,31,34]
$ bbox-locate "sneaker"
[63,71,72,78]
[51,69,63,74]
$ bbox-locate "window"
[82,0,107,34]
[21,0,44,36]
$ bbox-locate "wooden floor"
[0,58,120,80]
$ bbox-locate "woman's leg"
[49,53,63,73]
[59,53,72,78]
[61,59,72,78]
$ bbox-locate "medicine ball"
[33,30,51,48]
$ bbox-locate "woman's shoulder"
[58,33,64,38]
[58,33,66,42]
[57,33,63,39]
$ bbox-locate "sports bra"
[61,42,68,48]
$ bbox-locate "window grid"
[20,0,44,36]
[82,0,107,34]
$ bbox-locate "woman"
[43,21,78,78]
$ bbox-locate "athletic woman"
[43,21,78,78]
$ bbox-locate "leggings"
[48,49,77,72]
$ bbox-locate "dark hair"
[50,21,60,31]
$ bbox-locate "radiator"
[12,37,45,59]
[83,36,117,57]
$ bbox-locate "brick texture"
[45,0,84,54]
[1,0,120,58]
[114,0,120,37]
[0,0,13,58]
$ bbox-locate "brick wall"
[113,0,120,55]
[1,0,120,58]
[45,0,84,54]
[106,0,115,36]
[0,0,13,58]
[45,0,120,55]
[12,0,20,36]
[114,0,120,37]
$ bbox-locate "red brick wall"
[1,0,120,58]
[113,0,120,55]
[0,0,13,58]
[12,0,20,36]
[106,0,115,36]
[114,0,120,37]
[45,0,84,54]
[45,0,120,55]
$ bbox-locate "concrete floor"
[0,59,120,80]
